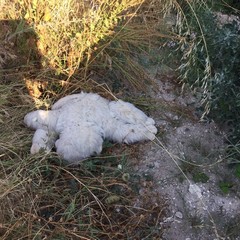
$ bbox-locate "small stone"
[175,211,183,219]
[117,164,122,170]
[189,184,202,198]
[173,115,179,121]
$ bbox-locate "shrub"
[176,1,240,144]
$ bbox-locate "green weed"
[192,172,209,183]
[219,181,234,194]
[235,164,240,178]
[175,2,240,140]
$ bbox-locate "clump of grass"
[0,152,166,239]
[1,0,178,92]
[0,154,166,239]
[1,0,151,78]
[219,181,233,194]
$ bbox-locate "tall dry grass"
[0,0,177,88]
[1,0,147,76]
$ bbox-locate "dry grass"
[0,0,177,89]
[0,72,165,238]
[0,1,173,239]
[0,77,167,239]
[1,0,151,77]
[0,153,166,239]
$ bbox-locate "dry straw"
[0,0,171,239]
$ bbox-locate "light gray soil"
[132,65,240,240]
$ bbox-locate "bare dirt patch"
[131,64,240,240]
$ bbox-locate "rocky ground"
[131,63,240,240]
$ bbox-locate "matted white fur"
[24,92,157,164]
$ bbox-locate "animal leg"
[30,129,58,154]
[109,122,157,144]
[55,125,104,164]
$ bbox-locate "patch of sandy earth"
[132,69,240,239]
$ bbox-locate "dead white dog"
[24,92,157,164]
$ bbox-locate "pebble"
[189,184,202,198]
[175,211,183,219]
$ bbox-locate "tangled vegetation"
[175,0,240,160]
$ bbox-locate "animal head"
[24,110,50,130]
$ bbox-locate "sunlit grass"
[1,0,147,77]
[0,0,177,89]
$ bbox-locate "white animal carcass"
[24,92,157,164]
